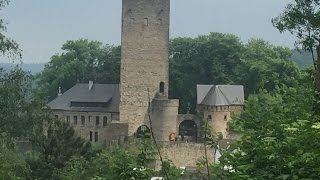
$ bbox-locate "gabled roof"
[197,85,244,106]
[47,83,120,112]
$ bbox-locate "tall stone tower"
[120,0,170,135]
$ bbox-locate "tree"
[36,39,120,101]
[0,146,30,179]
[214,72,320,179]
[27,120,97,179]
[0,68,47,146]
[236,39,303,97]
[169,32,243,112]
[0,0,20,57]
[169,34,303,113]
[272,0,320,113]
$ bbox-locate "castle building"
[47,0,244,167]
[196,85,244,139]
[47,83,127,144]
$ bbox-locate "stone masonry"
[120,0,170,135]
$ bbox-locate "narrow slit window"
[103,116,108,127]
[144,18,148,26]
[66,116,70,124]
[74,116,78,125]
[96,116,100,126]
[94,132,98,142]
[89,131,93,141]
[160,82,165,93]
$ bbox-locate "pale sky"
[1,0,295,63]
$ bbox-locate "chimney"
[89,81,93,90]
[58,86,62,96]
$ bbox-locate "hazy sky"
[1,0,295,63]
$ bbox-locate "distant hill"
[290,50,315,68]
[0,63,45,74]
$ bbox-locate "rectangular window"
[96,116,100,126]
[94,132,98,142]
[74,116,77,125]
[208,115,212,121]
[66,116,70,124]
[89,131,93,141]
[103,116,107,127]
[81,116,85,126]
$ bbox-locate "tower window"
[74,116,78,125]
[224,114,228,121]
[144,18,148,26]
[208,115,212,121]
[66,116,70,124]
[160,82,165,93]
[95,132,98,142]
[89,131,93,141]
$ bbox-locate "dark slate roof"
[47,83,120,112]
[197,85,244,106]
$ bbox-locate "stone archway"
[136,125,150,138]
[178,120,198,142]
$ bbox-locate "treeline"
[35,33,309,112]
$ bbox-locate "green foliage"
[0,0,20,57]
[136,131,157,167]
[0,67,47,146]
[169,34,303,113]
[273,0,320,116]
[236,39,303,97]
[0,145,30,180]
[214,74,320,179]
[36,39,120,101]
[56,156,89,180]
[169,32,243,112]
[160,160,183,179]
[27,120,97,180]
[272,0,320,51]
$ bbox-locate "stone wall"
[53,110,127,145]
[199,105,243,138]
[120,0,170,135]
[161,142,214,168]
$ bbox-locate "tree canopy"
[36,39,120,101]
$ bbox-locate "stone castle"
[48,0,244,167]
